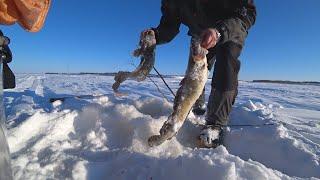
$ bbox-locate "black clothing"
[204,40,243,126]
[195,42,242,126]
[0,30,15,89]
[153,0,256,45]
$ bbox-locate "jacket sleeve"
[216,0,256,45]
[152,0,181,45]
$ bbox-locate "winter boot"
[199,125,224,148]
[192,104,206,116]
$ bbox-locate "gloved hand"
[200,28,221,49]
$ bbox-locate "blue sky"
[1,0,320,81]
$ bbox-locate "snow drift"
[3,74,320,179]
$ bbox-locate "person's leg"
[206,42,242,126]
[192,49,216,115]
[199,41,242,148]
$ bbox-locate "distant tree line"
[252,80,320,86]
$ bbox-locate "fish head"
[139,31,156,52]
[133,30,156,57]
[192,46,208,62]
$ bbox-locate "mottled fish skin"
[112,34,156,93]
[148,38,208,147]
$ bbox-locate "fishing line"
[153,66,176,98]
[129,58,171,102]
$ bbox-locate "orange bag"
[0,0,51,32]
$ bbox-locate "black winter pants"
[194,41,243,126]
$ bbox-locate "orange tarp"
[0,0,51,32]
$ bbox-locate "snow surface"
[3,74,320,180]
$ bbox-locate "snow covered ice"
[3,74,320,179]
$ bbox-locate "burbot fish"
[112,31,156,93]
[148,38,209,147]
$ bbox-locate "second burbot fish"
[148,38,209,147]
[112,31,156,94]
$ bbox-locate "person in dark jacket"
[141,0,256,148]
[0,31,15,90]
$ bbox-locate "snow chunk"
[52,100,62,108]
[134,97,172,118]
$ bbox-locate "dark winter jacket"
[153,0,256,46]
[0,30,15,89]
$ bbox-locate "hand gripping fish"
[112,31,156,94]
[148,38,209,147]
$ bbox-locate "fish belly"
[168,52,208,132]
